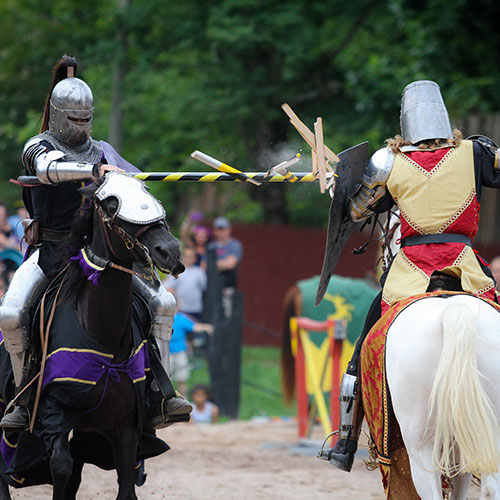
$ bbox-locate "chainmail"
[37,131,103,164]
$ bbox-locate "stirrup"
[317,430,339,460]
[151,395,192,430]
[317,433,357,472]
[0,406,30,430]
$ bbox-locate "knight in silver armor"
[0,56,189,430]
[0,72,101,395]
[320,80,454,471]
[349,80,453,223]
[22,77,100,186]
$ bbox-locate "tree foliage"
[0,0,499,224]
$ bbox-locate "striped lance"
[17,172,327,185]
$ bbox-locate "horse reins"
[94,203,163,281]
[30,270,68,432]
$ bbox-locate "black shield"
[315,142,369,305]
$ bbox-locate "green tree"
[1,0,500,225]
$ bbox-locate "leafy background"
[1,0,499,228]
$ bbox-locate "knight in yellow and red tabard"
[318,80,500,472]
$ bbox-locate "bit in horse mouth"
[157,266,175,277]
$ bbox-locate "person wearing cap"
[0,55,191,430]
[207,217,243,319]
[208,217,243,291]
[320,80,500,472]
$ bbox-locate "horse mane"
[57,204,95,303]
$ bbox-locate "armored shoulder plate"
[22,137,48,176]
[349,147,395,221]
[467,134,499,149]
[363,147,395,188]
[22,135,95,185]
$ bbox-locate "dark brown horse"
[0,174,183,500]
[54,177,183,500]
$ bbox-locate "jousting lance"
[190,150,262,186]
[16,171,328,185]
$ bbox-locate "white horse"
[382,211,500,499]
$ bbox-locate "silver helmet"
[49,77,94,146]
[400,80,453,144]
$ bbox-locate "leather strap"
[40,228,70,243]
[401,233,472,248]
[147,342,176,400]
[30,268,68,432]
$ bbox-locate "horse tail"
[429,301,499,477]
[281,286,301,404]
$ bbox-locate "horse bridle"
[94,202,170,281]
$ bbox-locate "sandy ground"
[9,420,482,500]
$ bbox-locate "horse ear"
[79,183,99,199]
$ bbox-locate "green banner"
[297,274,378,346]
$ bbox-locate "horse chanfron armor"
[349,147,395,222]
[95,172,166,225]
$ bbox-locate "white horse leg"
[386,307,443,500]
[450,473,471,500]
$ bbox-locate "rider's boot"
[318,373,363,472]
[149,388,192,430]
[133,273,192,427]
[147,340,192,429]
[0,354,38,430]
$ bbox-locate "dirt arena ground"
[9,420,482,499]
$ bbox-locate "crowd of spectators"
[163,211,243,421]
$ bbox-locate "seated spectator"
[190,384,219,424]
[171,312,214,395]
[164,247,207,320]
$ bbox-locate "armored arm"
[22,138,97,185]
[349,147,395,221]
[468,135,500,192]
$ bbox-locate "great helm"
[400,80,453,145]
[49,77,94,146]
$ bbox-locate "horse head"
[79,172,185,278]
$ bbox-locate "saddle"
[426,272,463,293]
